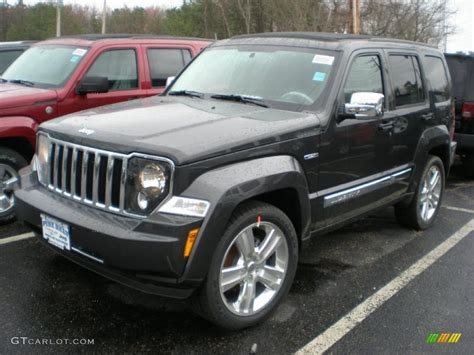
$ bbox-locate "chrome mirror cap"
[345,92,384,119]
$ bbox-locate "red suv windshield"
[2,45,89,88]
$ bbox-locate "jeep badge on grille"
[78,128,95,135]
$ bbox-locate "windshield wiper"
[8,79,35,87]
[210,94,269,108]
[168,90,204,98]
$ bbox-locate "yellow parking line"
[297,218,474,354]
[443,205,474,214]
[0,232,35,245]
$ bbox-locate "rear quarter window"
[424,56,451,103]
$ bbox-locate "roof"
[232,32,437,49]
[50,34,213,43]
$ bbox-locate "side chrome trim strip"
[71,247,104,264]
[309,166,412,207]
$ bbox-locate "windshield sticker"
[313,72,326,82]
[70,56,80,63]
[72,48,87,57]
[312,54,334,66]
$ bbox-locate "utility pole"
[349,0,361,34]
[442,0,448,52]
[56,0,62,37]
[101,0,106,34]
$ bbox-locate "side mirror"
[344,92,384,119]
[76,76,109,95]
[166,76,176,88]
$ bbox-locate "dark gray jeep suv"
[14,33,455,329]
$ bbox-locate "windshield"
[170,45,337,110]
[1,45,89,88]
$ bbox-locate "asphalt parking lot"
[0,164,473,354]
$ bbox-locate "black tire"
[197,201,298,330]
[462,154,474,178]
[395,155,445,230]
[0,147,28,224]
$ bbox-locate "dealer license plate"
[41,214,71,251]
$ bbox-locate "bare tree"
[236,0,251,33]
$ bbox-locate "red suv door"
[59,45,148,116]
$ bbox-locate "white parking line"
[443,205,474,214]
[297,218,474,355]
[0,232,35,245]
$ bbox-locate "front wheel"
[197,201,298,330]
[395,155,445,230]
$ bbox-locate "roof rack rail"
[232,32,436,48]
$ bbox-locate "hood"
[42,96,321,165]
[0,83,58,110]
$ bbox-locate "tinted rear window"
[445,55,474,102]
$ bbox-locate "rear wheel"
[395,155,445,230]
[0,148,28,224]
[197,201,298,330]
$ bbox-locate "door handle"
[422,113,434,121]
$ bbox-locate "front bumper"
[15,168,204,299]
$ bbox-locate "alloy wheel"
[419,165,442,222]
[219,221,289,316]
[0,164,18,215]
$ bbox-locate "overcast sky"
[21,0,474,53]
[447,0,474,53]
[23,0,183,9]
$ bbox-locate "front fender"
[178,155,311,282]
[0,116,38,147]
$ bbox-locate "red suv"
[0,34,211,222]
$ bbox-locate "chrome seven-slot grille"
[43,137,126,213]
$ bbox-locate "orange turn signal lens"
[184,228,199,257]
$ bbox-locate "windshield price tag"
[312,54,334,65]
[72,48,87,57]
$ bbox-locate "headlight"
[125,158,171,215]
[36,134,50,184]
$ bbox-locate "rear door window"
[85,49,138,91]
[147,48,192,87]
[424,56,450,103]
[389,55,425,107]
